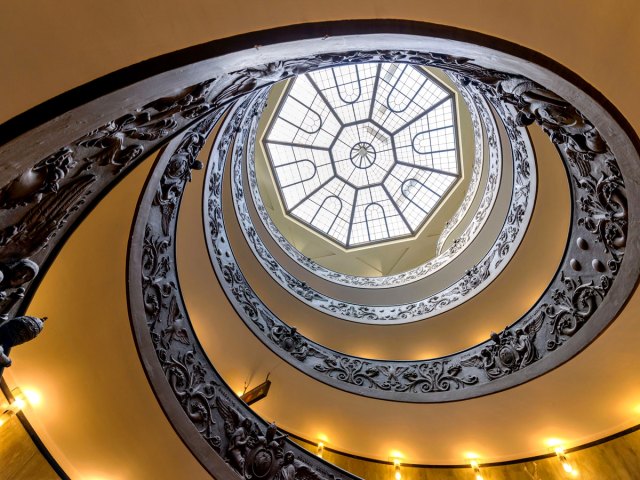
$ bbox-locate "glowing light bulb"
[554,446,578,477]
[316,442,324,458]
[470,458,484,479]
[12,397,27,411]
[545,438,565,448]
[393,459,401,480]
[0,387,39,428]
[562,461,579,476]
[22,389,42,407]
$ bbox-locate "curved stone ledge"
[244,72,498,290]
[232,73,530,322]
[128,102,361,480]
[201,47,636,402]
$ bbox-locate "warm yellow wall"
[2,2,640,478]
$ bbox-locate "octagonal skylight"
[263,63,461,248]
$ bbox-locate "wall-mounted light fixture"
[470,460,484,480]
[0,387,38,426]
[555,447,578,476]
[316,442,324,458]
[392,458,401,480]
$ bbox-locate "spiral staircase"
[1,7,640,480]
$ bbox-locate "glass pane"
[263,63,461,247]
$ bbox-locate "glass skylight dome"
[263,63,461,248]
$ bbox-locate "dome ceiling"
[1,10,640,480]
[194,39,631,406]
[230,68,532,326]
[263,63,461,248]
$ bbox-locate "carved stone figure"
[0,147,76,209]
[244,423,287,480]
[496,77,607,177]
[274,452,296,480]
[0,315,46,367]
[217,396,254,472]
[230,418,254,471]
[160,296,189,348]
[461,312,544,380]
[216,396,300,479]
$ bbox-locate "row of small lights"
[1,386,580,478]
[314,441,579,478]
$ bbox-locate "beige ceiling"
[2,0,640,477]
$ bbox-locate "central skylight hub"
[263,63,461,248]
[333,122,394,187]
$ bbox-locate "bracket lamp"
[470,460,484,480]
[555,447,578,477]
[0,387,29,426]
[392,458,401,480]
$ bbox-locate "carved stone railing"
[245,72,501,290]
[232,72,524,323]
[202,51,635,402]
[434,71,492,255]
[128,99,361,480]
[0,80,222,373]
[0,63,303,370]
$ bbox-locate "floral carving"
[0,77,232,343]
[315,358,478,393]
[545,274,610,351]
[0,173,96,321]
[460,312,545,380]
[576,160,627,271]
[131,105,360,478]
[0,147,76,209]
[202,50,628,401]
[142,227,173,328]
[162,350,218,443]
